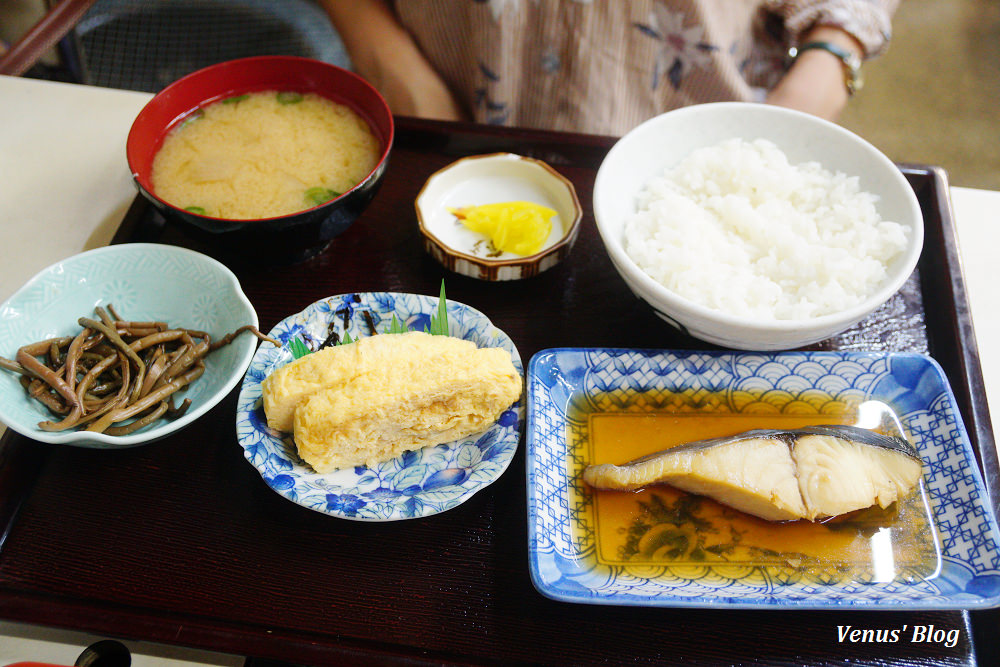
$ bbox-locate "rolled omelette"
[262,331,475,433]
[262,331,521,472]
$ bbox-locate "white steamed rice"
[623,138,909,320]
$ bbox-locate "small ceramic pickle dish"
[416,153,582,281]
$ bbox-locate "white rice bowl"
[623,138,909,321]
[592,102,924,350]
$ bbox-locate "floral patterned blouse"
[392,0,899,135]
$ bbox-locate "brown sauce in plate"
[571,392,940,584]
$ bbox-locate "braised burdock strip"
[0,304,279,435]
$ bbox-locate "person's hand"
[320,0,467,121]
[765,25,865,121]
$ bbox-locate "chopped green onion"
[222,94,249,105]
[184,206,206,215]
[179,109,204,128]
[277,91,304,105]
[304,187,341,206]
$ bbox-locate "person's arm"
[762,0,898,120]
[765,24,863,121]
[319,0,466,121]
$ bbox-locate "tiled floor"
[841,0,1000,190]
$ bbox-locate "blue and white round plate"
[236,291,524,521]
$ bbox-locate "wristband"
[788,41,863,96]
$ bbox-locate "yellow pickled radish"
[450,201,555,256]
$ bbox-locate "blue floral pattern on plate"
[237,292,523,521]
[525,348,1000,609]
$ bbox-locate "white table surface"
[0,74,998,657]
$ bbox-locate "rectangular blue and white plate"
[525,348,1000,609]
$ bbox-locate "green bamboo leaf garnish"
[293,283,451,356]
[277,91,304,105]
[427,281,449,336]
[288,337,311,359]
[386,314,410,335]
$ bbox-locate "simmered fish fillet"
[583,425,922,522]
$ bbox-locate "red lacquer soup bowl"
[126,56,394,264]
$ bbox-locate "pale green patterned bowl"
[0,243,259,447]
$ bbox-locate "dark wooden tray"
[0,117,996,666]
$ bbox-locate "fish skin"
[582,425,922,522]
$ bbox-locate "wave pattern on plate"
[526,348,1000,609]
